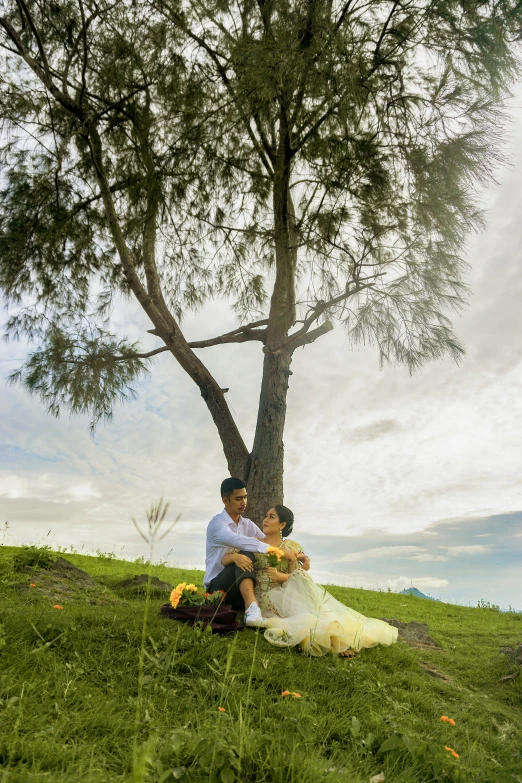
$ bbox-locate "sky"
[2,99,522,611]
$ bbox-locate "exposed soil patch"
[499,643,522,664]
[381,618,440,649]
[114,573,173,599]
[120,574,172,591]
[499,642,522,682]
[17,557,123,606]
[418,662,450,681]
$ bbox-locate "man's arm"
[208,518,269,553]
[244,519,267,541]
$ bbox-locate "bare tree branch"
[148,319,269,348]
[283,276,383,351]
[289,319,334,350]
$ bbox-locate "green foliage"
[8,324,152,429]
[12,545,56,572]
[0,546,521,782]
[1,0,522,426]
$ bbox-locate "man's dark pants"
[207,550,256,611]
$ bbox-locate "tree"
[1,0,521,523]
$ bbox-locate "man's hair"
[221,477,246,499]
[274,504,294,537]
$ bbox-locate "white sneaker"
[245,601,265,626]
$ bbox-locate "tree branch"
[289,319,334,349]
[155,1,274,175]
[283,276,383,352]
[59,346,170,365]
[148,319,269,348]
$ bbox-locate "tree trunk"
[245,346,293,525]
[242,110,296,526]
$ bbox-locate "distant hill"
[400,587,441,601]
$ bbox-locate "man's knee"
[237,550,255,567]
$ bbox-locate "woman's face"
[262,507,285,536]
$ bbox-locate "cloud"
[444,545,488,556]
[339,546,425,562]
[347,419,403,443]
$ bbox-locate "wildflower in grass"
[53,605,63,610]
[30,583,36,588]
[292,692,302,698]
[441,715,456,726]
[186,584,198,592]
[281,690,291,696]
[218,707,226,713]
[444,745,459,758]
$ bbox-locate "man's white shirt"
[204,509,269,587]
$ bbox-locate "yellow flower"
[218,707,226,713]
[266,546,284,560]
[292,692,302,698]
[187,584,198,592]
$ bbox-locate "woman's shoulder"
[281,539,301,552]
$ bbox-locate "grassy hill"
[0,545,521,783]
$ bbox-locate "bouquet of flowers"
[169,582,225,609]
[265,545,285,567]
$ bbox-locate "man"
[204,477,308,626]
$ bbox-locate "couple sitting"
[204,477,398,657]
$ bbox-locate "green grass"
[0,545,521,783]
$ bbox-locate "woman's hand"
[280,549,297,563]
[267,567,289,584]
[298,554,310,571]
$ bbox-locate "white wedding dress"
[241,540,398,657]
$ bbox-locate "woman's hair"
[274,504,294,537]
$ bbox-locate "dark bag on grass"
[160,603,244,634]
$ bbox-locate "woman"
[221,505,398,657]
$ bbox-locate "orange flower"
[440,716,449,722]
[53,605,63,610]
[444,746,459,758]
[281,690,291,697]
[218,707,226,713]
[448,718,456,727]
[292,692,302,698]
[30,583,36,588]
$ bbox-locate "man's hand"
[267,567,288,583]
[232,553,253,572]
[298,554,310,571]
